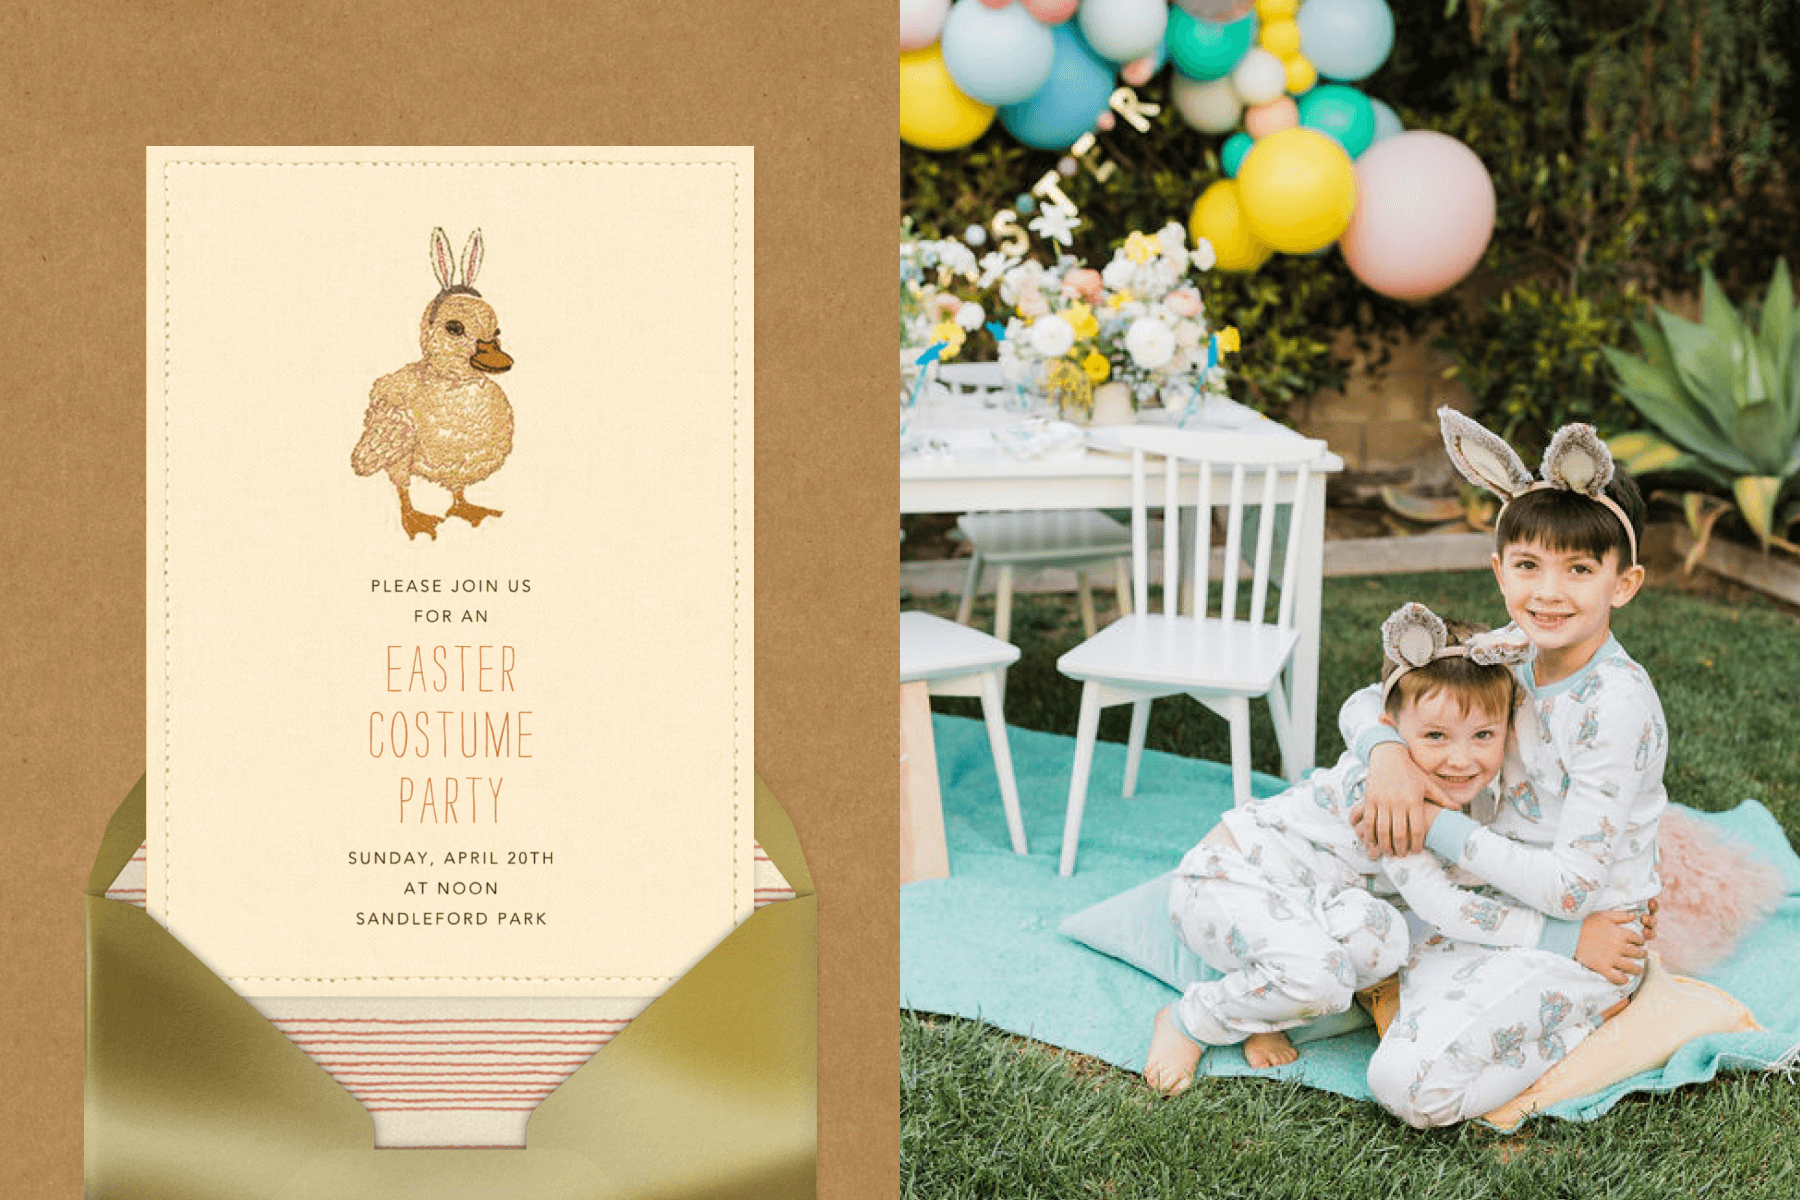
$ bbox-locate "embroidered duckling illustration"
[352,228,515,540]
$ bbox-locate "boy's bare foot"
[1144,1005,1204,1096]
[1243,1030,1297,1068]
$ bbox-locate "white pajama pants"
[1169,834,1409,1045]
[1366,933,1639,1128]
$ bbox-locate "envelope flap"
[87,774,147,898]
[85,895,375,1198]
[754,775,813,897]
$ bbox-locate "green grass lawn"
[902,571,1800,1200]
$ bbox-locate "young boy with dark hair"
[1343,410,1666,1127]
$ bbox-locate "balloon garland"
[900,0,1496,300]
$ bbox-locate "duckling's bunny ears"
[1438,407,1533,499]
[1380,602,1530,704]
[431,227,457,292]
[460,230,484,290]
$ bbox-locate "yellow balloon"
[1284,53,1318,95]
[1256,0,1298,17]
[1259,17,1302,59]
[900,46,996,152]
[1235,127,1356,254]
[1189,180,1273,272]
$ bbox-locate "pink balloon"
[900,0,953,51]
[1243,97,1298,139]
[977,0,1012,7]
[1121,52,1158,87]
[1022,0,1079,23]
[1340,131,1496,301]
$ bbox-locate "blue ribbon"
[905,340,950,412]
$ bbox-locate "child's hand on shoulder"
[1350,733,1452,857]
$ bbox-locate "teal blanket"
[901,715,1800,1123]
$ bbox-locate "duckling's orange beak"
[471,337,513,373]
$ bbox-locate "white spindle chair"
[940,362,1133,643]
[900,610,1029,857]
[1055,425,1330,875]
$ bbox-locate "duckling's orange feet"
[447,498,503,527]
[402,509,442,540]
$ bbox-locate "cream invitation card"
[146,146,753,999]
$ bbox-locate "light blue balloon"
[1368,96,1404,145]
[1296,0,1395,83]
[941,0,1057,107]
[999,24,1118,152]
[1221,131,1254,178]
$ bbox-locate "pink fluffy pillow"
[1652,807,1787,975]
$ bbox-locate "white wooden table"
[901,396,1343,781]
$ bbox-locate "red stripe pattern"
[104,840,801,1146]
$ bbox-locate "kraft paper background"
[0,4,895,1198]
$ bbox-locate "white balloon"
[1077,0,1169,65]
[900,0,952,52]
[1229,47,1288,106]
[1170,71,1244,134]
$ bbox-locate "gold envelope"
[85,775,815,1200]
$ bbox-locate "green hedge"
[902,0,1796,444]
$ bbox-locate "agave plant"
[1604,260,1800,561]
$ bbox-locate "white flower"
[1175,319,1204,349]
[1125,317,1177,370]
[935,240,978,279]
[1029,314,1077,358]
[977,251,1016,289]
[1028,206,1080,246]
[954,301,985,331]
[999,260,1049,305]
[1101,257,1136,290]
[1191,239,1217,271]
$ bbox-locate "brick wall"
[1287,326,1475,477]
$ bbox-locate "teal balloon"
[999,24,1120,151]
[1165,7,1256,82]
[1221,131,1254,178]
[1368,96,1404,145]
[1297,83,1376,157]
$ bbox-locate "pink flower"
[1063,267,1105,303]
[1165,288,1203,318]
[1017,286,1049,319]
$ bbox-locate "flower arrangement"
[996,222,1232,418]
[900,226,985,363]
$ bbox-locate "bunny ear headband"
[1380,602,1531,706]
[1437,407,1637,566]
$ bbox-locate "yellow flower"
[1107,290,1135,309]
[1217,326,1241,354]
[932,320,967,360]
[1064,301,1098,340]
[1081,351,1111,383]
[1125,230,1156,263]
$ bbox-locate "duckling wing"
[351,379,417,478]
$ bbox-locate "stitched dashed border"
[157,152,750,983]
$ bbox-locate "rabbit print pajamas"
[1168,752,1590,1049]
[1346,635,1669,1126]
